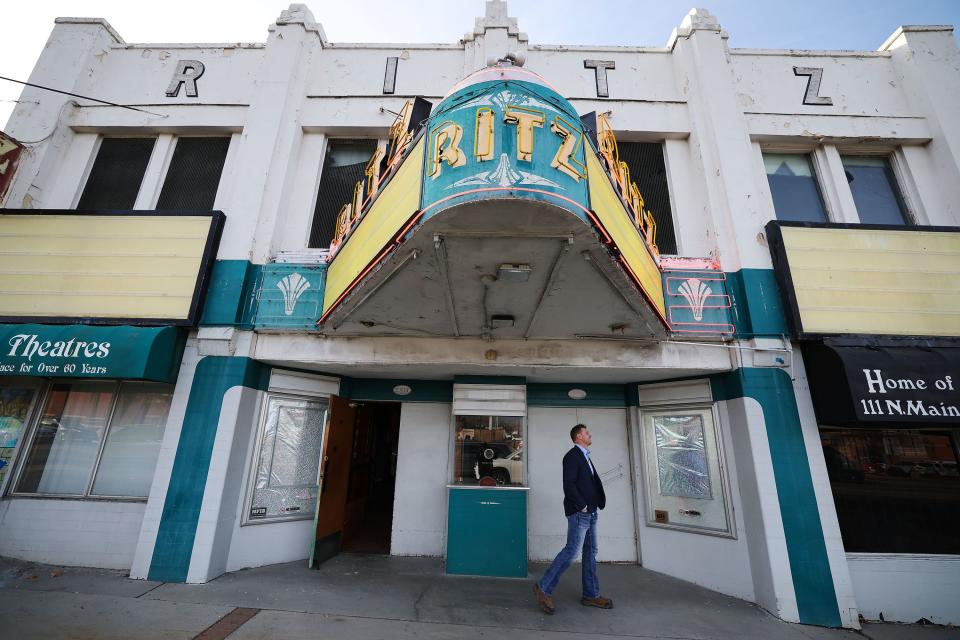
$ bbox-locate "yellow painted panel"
[779,226,960,336]
[0,214,213,320]
[323,138,425,314]
[586,151,665,319]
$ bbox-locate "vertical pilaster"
[881,27,960,225]
[3,19,122,209]
[669,9,770,272]
[461,0,528,76]
[232,5,327,262]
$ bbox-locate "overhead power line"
[0,75,167,117]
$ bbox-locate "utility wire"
[0,75,167,117]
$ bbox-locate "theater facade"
[1,2,958,629]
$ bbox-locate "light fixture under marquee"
[393,384,412,396]
[567,388,588,400]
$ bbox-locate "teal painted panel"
[527,383,627,407]
[200,260,261,329]
[420,80,590,225]
[711,368,841,627]
[148,357,270,582]
[254,264,326,330]
[662,270,734,336]
[726,269,789,338]
[0,324,185,383]
[447,488,527,577]
[342,378,453,403]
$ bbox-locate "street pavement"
[0,554,957,640]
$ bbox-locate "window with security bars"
[156,137,231,210]
[617,142,677,255]
[77,138,155,209]
[308,139,379,248]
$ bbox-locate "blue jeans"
[538,511,599,598]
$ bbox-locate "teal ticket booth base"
[446,486,528,578]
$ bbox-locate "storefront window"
[90,383,172,497]
[0,385,38,491]
[453,415,524,486]
[820,428,960,554]
[15,381,173,498]
[245,395,327,523]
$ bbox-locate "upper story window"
[77,136,230,211]
[156,137,231,210]
[618,142,677,255]
[763,152,828,223]
[308,138,380,249]
[77,138,155,209]
[841,156,910,225]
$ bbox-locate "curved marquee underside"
[319,70,667,340]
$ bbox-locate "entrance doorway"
[312,398,400,566]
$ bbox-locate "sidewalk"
[1,554,956,640]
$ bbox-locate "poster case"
[640,405,735,538]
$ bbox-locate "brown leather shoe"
[533,583,555,614]
[581,595,614,609]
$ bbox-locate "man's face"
[576,427,593,447]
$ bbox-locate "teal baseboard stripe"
[527,383,628,407]
[200,260,262,329]
[711,368,841,627]
[148,357,270,582]
[726,269,789,338]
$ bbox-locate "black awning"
[802,341,960,428]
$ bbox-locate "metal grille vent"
[308,139,379,248]
[617,142,677,255]
[77,138,155,210]
[156,137,231,211]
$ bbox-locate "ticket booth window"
[453,415,524,486]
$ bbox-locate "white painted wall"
[0,498,146,570]
[527,407,636,562]
[390,402,451,557]
[847,554,960,625]
[716,397,797,620]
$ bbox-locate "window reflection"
[841,156,909,225]
[453,415,524,486]
[763,153,828,223]
[820,428,959,554]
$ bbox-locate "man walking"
[533,424,613,614]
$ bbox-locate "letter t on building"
[584,60,615,97]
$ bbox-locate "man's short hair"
[570,424,587,442]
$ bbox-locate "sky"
[2,0,959,127]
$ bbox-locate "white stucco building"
[1,2,958,629]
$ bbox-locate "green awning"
[0,324,185,383]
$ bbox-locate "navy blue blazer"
[562,446,606,517]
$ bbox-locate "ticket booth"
[446,381,528,577]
